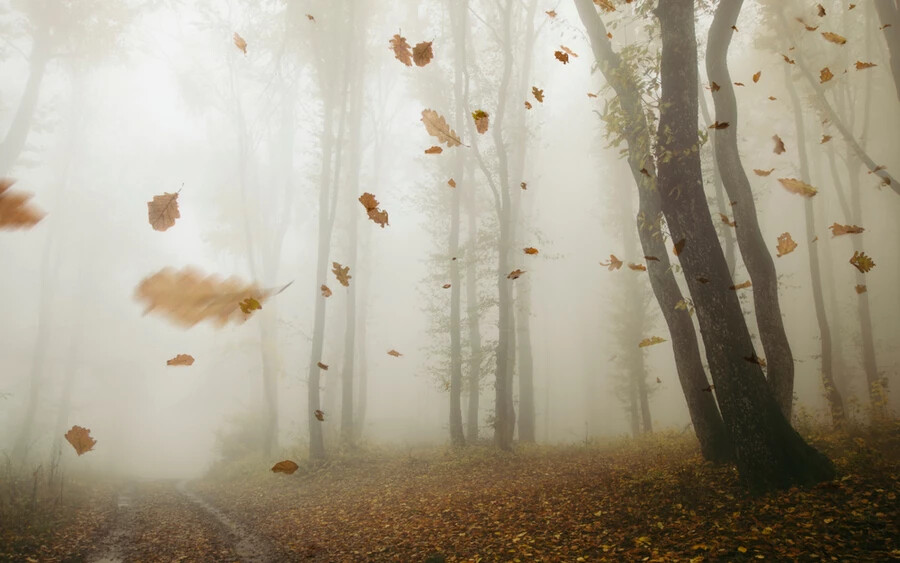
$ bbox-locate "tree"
[874,0,900,100]
[654,0,833,491]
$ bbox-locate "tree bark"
[707,0,796,419]
[573,0,731,462]
[874,0,900,101]
[655,0,833,491]
[465,159,482,444]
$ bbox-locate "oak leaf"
[147,191,180,232]
[233,32,247,54]
[830,223,864,236]
[507,269,525,280]
[412,41,433,67]
[321,284,332,298]
[600,254,623,271]
[167,354,194,366]
[421,109,462,147]
[822,31,847,45]
[271,460,299,474]
[523,247,539,255]
[849,251,875,273]
[754,168,774,176]
[332,262,351,287]
[776,232,797,257]
[638,336,666,348]
[778,177,817,197]
[0,179,45,229]
[65,425,96,456]
[359,192,389,228]
[532,87,544,102]
[390,34,412,66]
[472,110,489,134]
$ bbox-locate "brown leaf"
[332,262,351,287]
[849,251,875,273]
[507,269,525,280]
[783,54,796,64]
[65,425,96,456]
[587,92,598,98]
[710,81,720,92]
[645,256,659,261]
[730,280,752,290]
[822,31,847,45]
[829,223,864,236]
[696,277,710,284]
[321,284,332,298]
[523,247,539,255]
[167,354,194,366]
[821,135,832,144]
[593,0,616,12]
[421,109,462,147]
[524,101,533,109]
[0,179,46,229]
[855,61,877,70]
[390,34,412,66]
[817,3,826,16]
[754,168,775,176]
[820,67,834,83]
[719,213,736,227]
[855,284,867,294]
[628,263,647,271]
[233,32,247,54]
[744,352,767,367]
[472,110,490,134]
[734,82,745,86]
[271,460,299,474]
[314,410,325,421]
[532,86,544,102]
[709,121,730,129]
[424,146,443,154]
[773,135,786,154]
[546,10,557,18]
[638,336,666,348]
[306,14,315,22]
[554,50,569,64]
[387,349,402,357]
[317,362,328,370]
[752,71,761,83]
[520,182,527,190]
[412,41,434,67]
[672,238,686,256]
[776,232,797,257]
[560,45,578,57]
[359,192,389,228]
[702,384,715,392]
[442,283,452,289]
[778,177,818,197]
[599,254,623,271]
[448,178,456,188]
[147,191,180,232]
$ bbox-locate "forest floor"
[1,421,898,562]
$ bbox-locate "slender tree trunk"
[707,0,796,419]
[874,0,900,101]
[465,160,482,443]
[515,274,536,442]
[628,373,641,438]
[655,0,833,491]
[573,0,731,462]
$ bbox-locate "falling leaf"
[821,135,832,144]
[822,31,847,45]
[65,426,96,456]
[849,251,875,273]
[317,362,328,370]
[672,238,686,256]
[817,4,826,16]
[520,182,527,190]
[546,10,557,18]
[744,353,767,367]
[849,4,856,9]
[776,233,797,257]
[607,32,613,39]
[472,110,490,134]
[306,14,315,22]
[167,354,194,366]
[734,82,745,87]
[594,0,616,12]
[134,267,290,328]
[702,384,715,392]
[412,41,434,67]
[656,377,662,384]
[442,283,451,289]
[387,349,402,357]
[421,109,462,147]
[390,34,412,66]
[820,67,834,83]
[314,410,325,421]
[709,121,730,129]
[332,262,351,287]
[628,263,647,271]
[532,87,544,102]
[754,168,775,176]
[638,336,667,348]
[560,45,578,57]
[752,71,761,83]
[783,54,796,64]
[321,284,332,298]
[554,51,569,64]
[855,284,867,294]
[738,546,748,554]
[645,256,659,261]
[448,178,456,188]
[880,24,892,30]
[523,247,539,255]
[524,101,532,109]
[773,135,786,154]
[829,223,864,236]
[769,96,778,100]
[147,191,180,232]
[720,213,736,227]
[0,178,46,229]
[804,23,820,31]
[587,92,598,98]
[640,168,651,177]
[778,177,818,197]
[730,280,752,290]
[425,146,443,154]
[359,192,389,228]
[599,254,623,271]
[233,32,247,54]
[696,277,710,284]
[271,460,299,474]
[239,297,261,315]
[731,25,739,32]
[710,81,721,92]
[507,269,525,280]
[855,61,877,70]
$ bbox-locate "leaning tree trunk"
[874,0,900,101]
[655,0,834,491]
[573,0,731,462]
[707,0,795,419]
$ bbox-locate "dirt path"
[86,480,277,562]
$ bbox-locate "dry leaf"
[820,67,834,83]
[317,362,328,370]
[239,297,261,315]
[507,269,525,280]
[754,168,775,176]
[720,213,736,227]
[769,96,777,100]
[314,410,325,421]
[442,283,451,289]
[387,349,402,357]
[0,178,46,229]
[594,0,616,12]
[778,177,818,197]
[773,135,786,154]
[390,34,412,66]
[587,92,598,98]
[560,45,578,57]
[855,284,867,294]
[638,336,666,348]
[855,61,877,70]
[776,232,797,257]
[524,101,532,109]
[233,32,247,54]
[817,3,826,16]
[554,51,569,64]
[821,135,832,143]
[710,81,721,92]
[412,41,434,67]
[520,182,527,190]
[425,146,443,154]
[134,267,289,328]
[271,460,299,474]
[752,71,761,83]
[600,254,623,271]
[332,262,351,287]
[448,178,456,188]
[523,247,539,255]
[829,223,864,236]
[783,54,796,64]
[532,86,544,102]
[546,10,557,18]
[359,192,389,228]
[734,82,745,86]
[709,121,730,129]
[628,263,647,271]
[730,280,752,290]
[822,31,847,45]
[645,256,659,261]
[673,238,686,256]
[147,191,180,232]
[421,109,462,147]
[849,251,875,273]
[472,110,490,134]
[306,14,315,22]
[167,354,194,366]
[321,284,332,298]
[65,425,96,456]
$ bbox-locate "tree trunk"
[707,0,796,419]
[464,160,482,444]
[515,275,536,442]
[874,0,900,101]
[655,0,834,491]
[573,0,731,463]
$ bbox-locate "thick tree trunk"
[707,0,796,419]
[874,0,900,101]
[655,0,833,491]
[573,0,731,462]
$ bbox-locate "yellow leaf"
[65,425,96,456]
[147,191,180,232]
[778,177,818,197]
[167,354,194,366]
[421,109,462,147]
[239,297,261,314]
[738,546,748,553]
[0,178,46,230]
[849,251,875,273]
[639,336,666,348]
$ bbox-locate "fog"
[1,0,898,487]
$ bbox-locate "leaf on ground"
[65,425,96,456]
[332,262,351,287]
[390,34,412,66]
[778,177,817,197]
[0,178,45,229]
[849,251,875,273]
[421,109,462,147]
[638,336,666,348]
[829,223,864,236]
[271,460,299,475]
[167,354,194,366]
[776,232,797,257]
[147,191,180,231]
